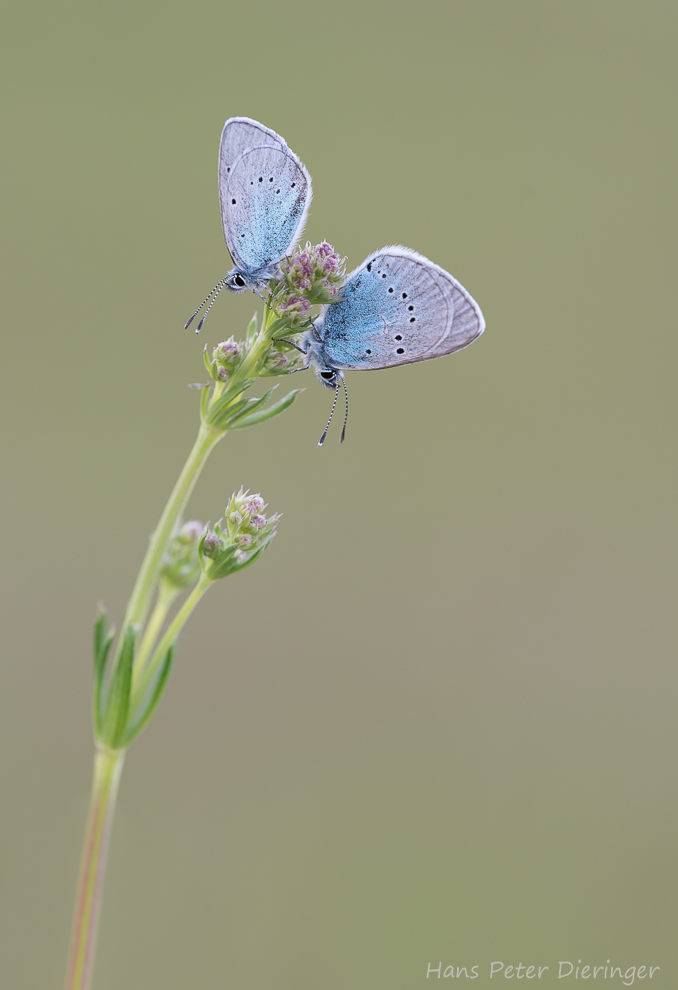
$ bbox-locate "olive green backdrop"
[1,1,676,987]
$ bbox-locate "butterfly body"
[303,245,485,378]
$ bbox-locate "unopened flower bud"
[216,338,240,361]
[160,519,204,589]
[201,531,225,557]
[242,495,265,514]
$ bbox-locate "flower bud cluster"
[159,520,203,589]
[205,337,245,382]
[199,489,280,580]
[271,241,346,329]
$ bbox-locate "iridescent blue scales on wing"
[305,246,484,372]
[222,144,312,288]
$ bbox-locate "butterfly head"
[225,270,249,293]
[301,328,339,390]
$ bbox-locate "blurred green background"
[1,0,676,987]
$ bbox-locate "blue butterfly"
[185,117,312,332]
[299,245,485,444]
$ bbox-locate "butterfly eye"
[320,371,334,381]
[234,274,246,288]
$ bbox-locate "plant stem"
[133,580,179,681]
[123,423,222,633]
[130,574,212,709]
[65,747,125,990]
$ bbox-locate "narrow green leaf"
[225,387,276,425]
[206,378,254,427]
[123,641,177,746]
[246,311,258,343]
[203,344,213,376]
[93,608,115,738]
[100,624,137,749]
[205,544,240,580]
[212,393,252,423]
[199,383,210,421]
[230,389,302,429]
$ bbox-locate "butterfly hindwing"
[317,246,484,370]
[222,144,311,280]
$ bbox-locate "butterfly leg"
[271,337,308,354]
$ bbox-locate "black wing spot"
[269,176,273,181]
[408,305,414,311]
[366,349,372,355]
[382,273,387,279]
[259,176,263,182]
[388,287,394,293]
[366,263,372,272]
[227,167,231,172]
[276,189,280,194]
[291,182,296,187]
[396,347,405,354]
[250,181,254,185]
[410,317,416,323]
[231,198,236,204]
[241,233,245,238]
[402,292,408,299]
[395,334,402,341]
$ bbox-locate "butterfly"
[298,245,485,445]
[185,117,312,332]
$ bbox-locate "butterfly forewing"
[319,247,483,371]
[222,144,311,277]
[218,118,286,229]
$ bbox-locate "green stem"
[133,580,179,682]
[130,574,212,710]
[123,424,221,633]
[226,304,276,391]
[65,747,125,990]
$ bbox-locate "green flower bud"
[159,520,203,589]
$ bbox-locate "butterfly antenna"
[194,282,228,333]
[340,374,348,444]
[318,382,340,447]
[184,277,227,331]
